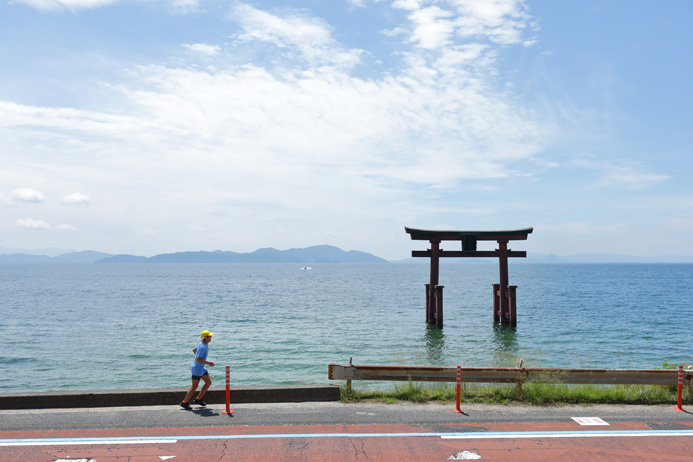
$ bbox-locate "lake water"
[0,263,691,393]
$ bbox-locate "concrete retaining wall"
[0,385,340,410]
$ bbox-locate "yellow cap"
[201,330,213,338]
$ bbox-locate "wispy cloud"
[57,224,79,232]
[15,0,117,11]
[0,101,141,134]
[577,160,669,190]
[182,43,221,56]
[63,192,90,205]
[541,222,628,235]
[11,188,45,203]
[393,0,533,48]
[15,218,51,230]
[231,3,365,67]
[15,0,201,12]
[171,0,199,14]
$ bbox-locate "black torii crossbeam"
[405,227,533,327]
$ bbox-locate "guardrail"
[328,364,693,386]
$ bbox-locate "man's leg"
[183,379,200,403]
[197,373,212,400]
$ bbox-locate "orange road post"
[452,365,464,413]
[222,365,234,415]
[674,365,685,412]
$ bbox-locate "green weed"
[340,380,692,406]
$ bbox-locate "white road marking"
[441,431,692,439]
[447,450,482,459]
[572,417,609,426]
[2,429,692,447]
[1,439,177,446]
[51,459,95,462]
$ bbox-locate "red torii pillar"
[405,227,533,327]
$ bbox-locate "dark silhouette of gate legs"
[493,284,517,326]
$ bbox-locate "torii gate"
[405,227,533,327]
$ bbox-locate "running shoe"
[193,398,207,406]
[180,401,192,410]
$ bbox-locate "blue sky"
[1,0,691,260]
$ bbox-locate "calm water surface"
[0,263,691,392]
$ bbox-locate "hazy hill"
[53,250,113,263]
[0,251,112,264]
[0,253,54,264]
[138,245,387,264]
[97,254,149,263]
[3,247,691,264]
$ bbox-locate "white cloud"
[17,0,201,13]
[0,2,546,213]
[57,224,79,232]
[601,170,669,190]
[15,0,117,11]
[0,1,548,258]
[0,101,143,133]
[231,3,364,67]
[393,0,533,49]
[578,160,669,190]
[452,0,532,45]
[171,0,199,14]
[182,43,221,56]
[631,196,693,211]
[542,222,628,235]
[392,0,422,11]
[408,6,455,49]
[11,188,45,203]
[63,192,91,205]
[15,218,51,230]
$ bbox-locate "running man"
[180,330,215,409]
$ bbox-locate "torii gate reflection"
[405,227,533,327]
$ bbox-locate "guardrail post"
[675,365,685,412]
[347,356,353,392]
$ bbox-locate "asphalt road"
[2,403,692,461]
[1,402,691,432]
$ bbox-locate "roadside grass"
[339,381,692,406]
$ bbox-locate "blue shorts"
[191,371,209,381]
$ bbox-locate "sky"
[1,0,692,260]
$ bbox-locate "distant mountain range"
[0,246,387,264]
[0,247,691,264]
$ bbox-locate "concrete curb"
[0,385,340,410]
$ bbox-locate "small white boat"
[301,267,312,270]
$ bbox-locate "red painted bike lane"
[2,422,693,461]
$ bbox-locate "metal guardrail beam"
[328,364,693,385]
